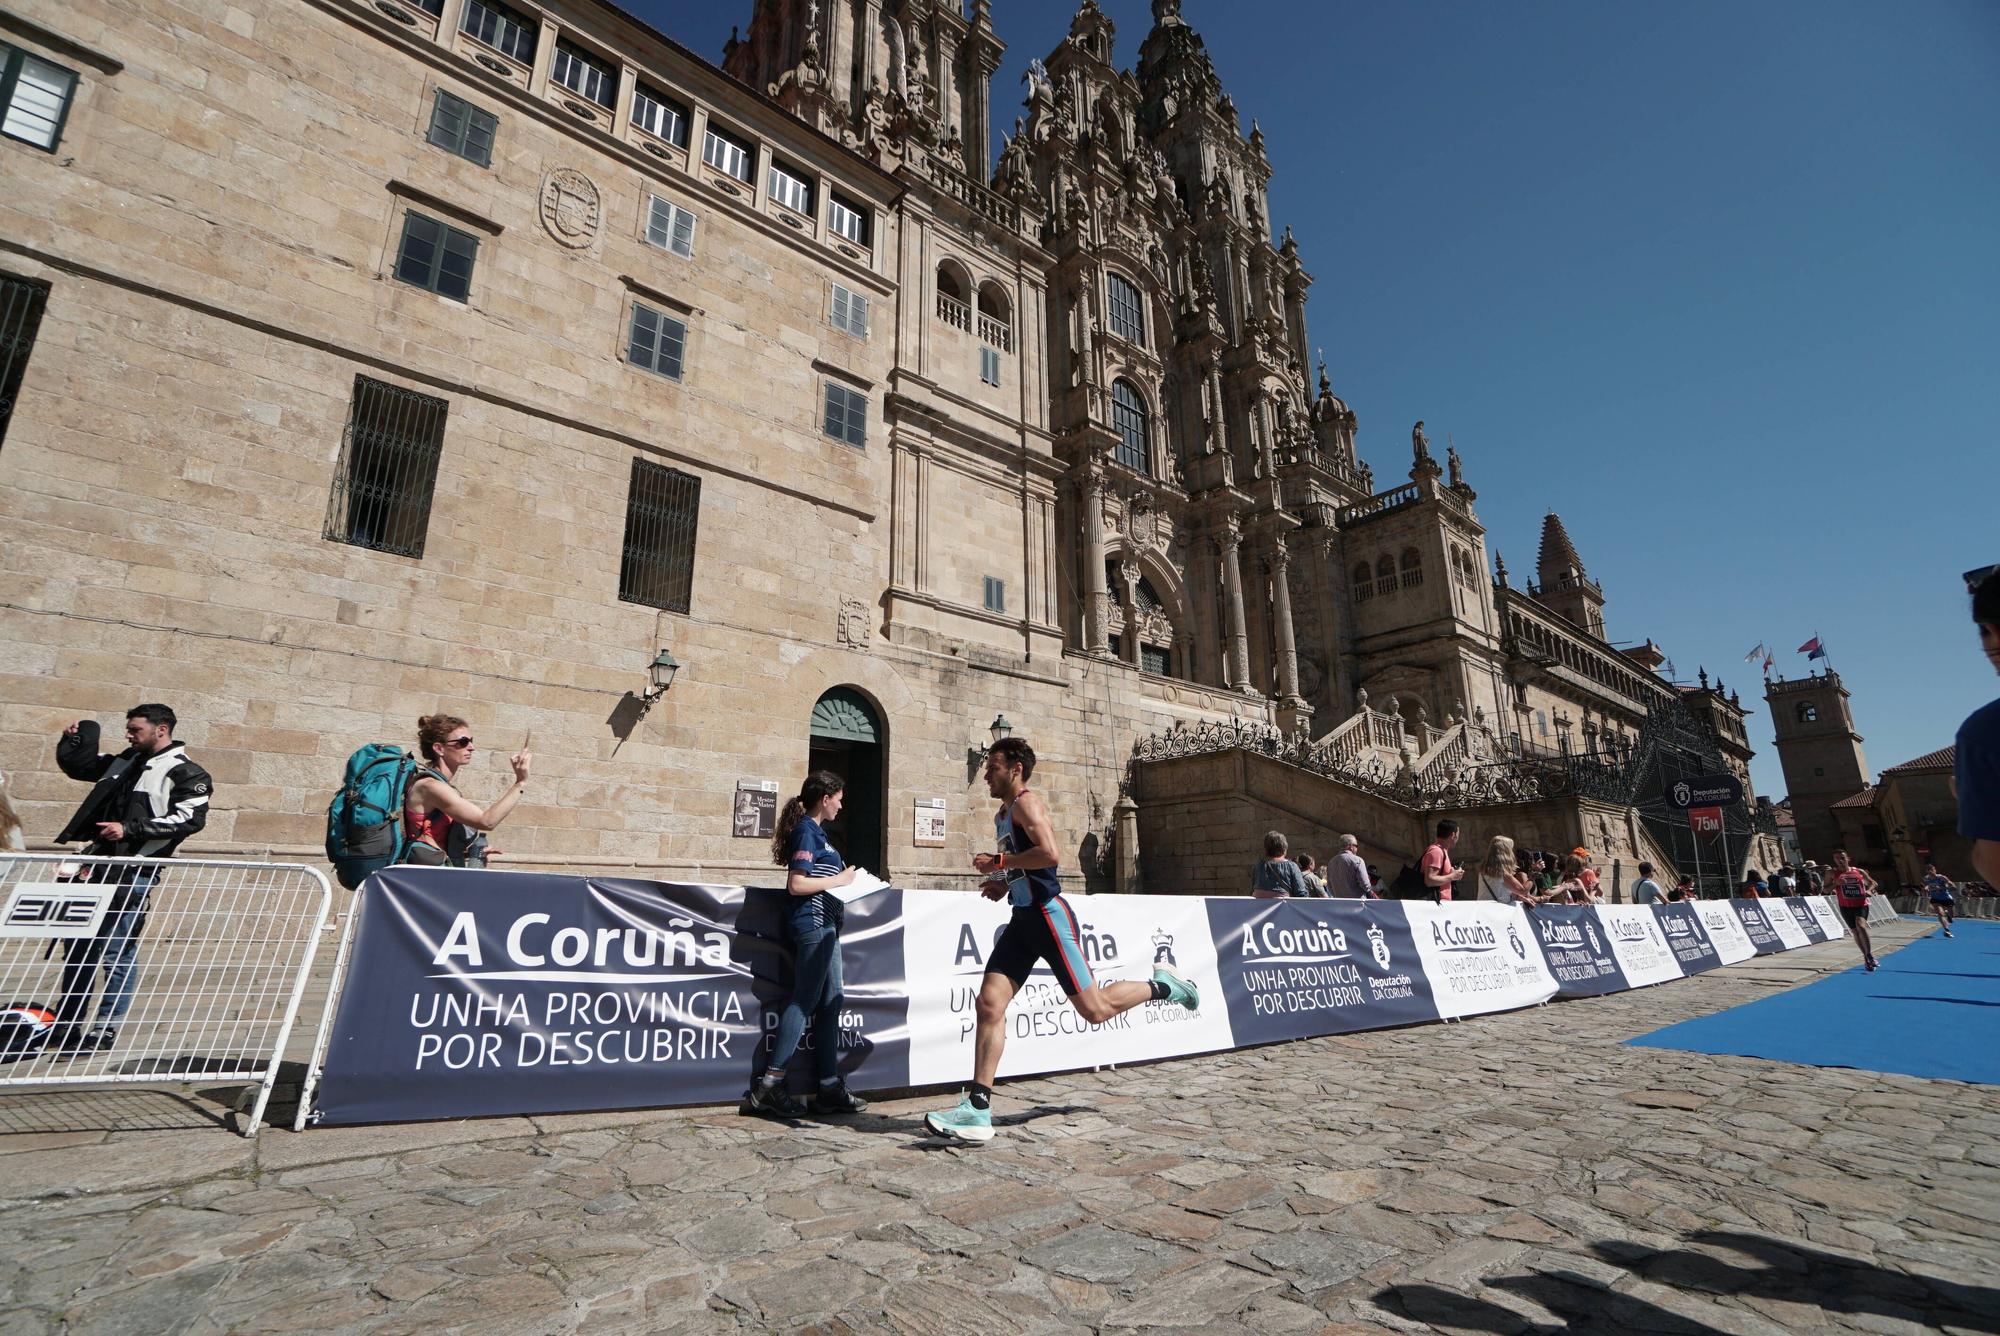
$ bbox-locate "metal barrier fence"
[0,854,332,1137]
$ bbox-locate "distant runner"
[1826,848,1879,971]
[925,738,1199,1144]
[1922,863,1956,939]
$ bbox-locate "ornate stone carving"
[539,168,601,249]
[837,597,871,649]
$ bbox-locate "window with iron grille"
[1374,556,1396,597]
[625,301,685,380]
[823,382,866,448]
[459,0,537,63]
[1134,575,1162,614]
[631,82,688,147]
[828,193,870,245]
[551,38,613,107]
[394,212,478,301]
[0,42,79,152]
[983,577,1005,614]
[425,89,497,167]
[979,345,1001,387]
[1106,271,1145,345]
[702,123,753,182]
[619,457,699,613]
[1141,644,1172,677]
[767,160,813,214]
[325,377,449,559]
[830,283,868,337]
[1111,379,1148,473]
[0,270,49,450]
[645,195,695,259]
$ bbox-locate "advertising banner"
[1732,897,1786,954]
[312,869,909,1125]
[1759,897,1815,949]
[1402,902,1558,1019]
[899,890,1234,1086]
[1651,902,1725,975]
[1595,905,1686,988]
[1798,896,1845,939]
[1691,899,1758,966]
[1205,899,1437,1043]
[1523,905,1630,997]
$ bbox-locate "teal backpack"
[325,745,424,890]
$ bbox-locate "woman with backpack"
[741,770,867,1119]
[402,714,531,867]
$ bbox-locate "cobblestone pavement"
[2,920,1996,1335]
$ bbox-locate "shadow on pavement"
[1375,1228,2000,1335]
[0,1086,233,1135]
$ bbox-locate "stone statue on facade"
[1411,420,1431,463]
[1447,444,1462,488]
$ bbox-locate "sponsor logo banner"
[1595,905,1686,988]
[1651,902,1725,974]
[1403,902,1558,1019]
[1732,898,1786,954]
[1693,899,1758,965]
[0,883,114,939]
[1523,905,1630,997]
[313,869,908,1125]
[1206,899,1437,1042]
[1796,895,1845,940]
[900,891,1234,1086]
[1758,897,1813,950]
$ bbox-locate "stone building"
[0,0,1768,892]
[1764,670,1871,868]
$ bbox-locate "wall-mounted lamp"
[967,713,1015,782]
[641,648,681,704]
[988,713,1013,748]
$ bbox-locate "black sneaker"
[740,1082,806,1119]
[81,1028,115,1053]
[809,1082,868,1116]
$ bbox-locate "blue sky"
[631,0,1999,800]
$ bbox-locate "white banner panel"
[1693,899,1758,964]
[1595,905,1686,988]
[1759,898,1813,949]
[1403,902,1558,1020]
[1802,895,1846,938]
[898,890,1235,1086]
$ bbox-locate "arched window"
[1106,271,1145,345]
[1374,556,1397,598]
[1134,574,1162,614]
[1400,548,1423,589]
[1352,561,1374,604]
[1795,702,1818,724]
[935,260,970,331]
[1111,379,1149,473]
[975,281,1012,352]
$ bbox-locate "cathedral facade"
[0,0,1767,890]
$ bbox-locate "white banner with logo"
[1402,901,1560,1020]
[1759,898,1814,950]
[1801,895,1846,938]
[1595,905,1686,988]
[1693,898,1759,964]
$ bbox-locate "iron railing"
[0,270,50,450]
[324,376,448,559]
[618,456,699,613]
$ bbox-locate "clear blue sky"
[629,0,1999,800]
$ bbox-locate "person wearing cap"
[1668,874,1696,902]
[1957,565,2000,891]
[1798,860,1824,895]
[1571,847,1600,897]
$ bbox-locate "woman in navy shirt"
[742,771,867,1118]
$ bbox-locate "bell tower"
[1764,670,1871,863]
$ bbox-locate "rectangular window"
[425,89,497,167]
[625,302,686,380]
[767,160,813,214]
[619,457,699,614]
[979,345,1001,387]
[983,577,1005,614]
[644,194,696,258]
[701,124,753,183]
[0,270,50,450]
[631,81,688,147]
[551,38,613,108]
[827,193,870,245]
[1141,644,1171,677]
[325,376,448,559]
[459,0,537,64]
[830,283,868,337]
[822,382,866,448]
[394,212,478,301]
[0,43,80,152]
[1106,271,1145,345]
[407,0,446,13]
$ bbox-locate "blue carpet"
[1627,919,2000,1085]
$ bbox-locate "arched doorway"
[808,687,885,876]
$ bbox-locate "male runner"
[1921,863,1956,938]
[925,737,1199,1143]
[1826,848,1879,970]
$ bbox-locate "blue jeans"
[58,871,156,1033]
[767,920,844,1082]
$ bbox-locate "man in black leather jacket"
[51,704,212,1054]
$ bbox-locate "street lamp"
[641,648,680,704]
[989,714,1013,747]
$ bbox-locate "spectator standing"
[1631,862,1665,905]
[1293,853,1329,897]
[1530,851,1560,895]
[0,771,23,853]
[1921,863,1956,938]
[51,706,212,1055]
[1420,820,1465,902]
[402,714,531,868]
[1956,566,2000,891]
[1547,854,1593,904]
[1798,860,1824,895]
[1251,832,1309,898]
[1330,834,1371,898]
[1769,865,1795,896]
[1827,848,1879,970]
[1668,874,1696,902]
[1366,865,1386,899]
[1475,836,1539,906]
[1571,847,1600,898]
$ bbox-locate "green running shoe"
[924,1095,994,1144]
[1152,963,1200,1011]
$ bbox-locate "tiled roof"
[1882,745,1954,775]
[1831,785,1878,810]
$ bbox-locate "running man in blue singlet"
[925,737,1199,1143]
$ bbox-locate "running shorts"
[1838,903,1867,929]
[986,896,1097,998]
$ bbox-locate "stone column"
[1081,466,1110,655]
[1268,541,1305,712]
[1112,793,1140,893]
[1116,561,1140,665]
[1216,521,1251,691]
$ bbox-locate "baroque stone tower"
[1764,670,1871,864]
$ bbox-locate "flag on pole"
[1762,650,1776,673]
[1797,636,1826,660]
[1743,643,1767,664]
